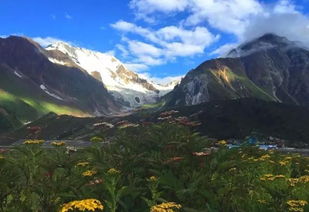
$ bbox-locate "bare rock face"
[91,71,103,82]
[165,34,309,107]
[115,65,159,93]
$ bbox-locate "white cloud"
[201,0,309,55]
[241,1,309,47]
[111,20,161,44]
[208,0,309,56]
[134,55,165,65]
[112,21,218,67]
[124,63,149,72]
[149,75,183,85]
[116,44,129,57]
[32,37,64,47]
[165,42,203,57]
[130,0,188,13]
[111,20,137,31]
[129,0,263,35]
[127,40,162,57]
[157,26,216,46]
[185,0,263,35]
[210,43,239,57]
[105,50,115,56]
[65,13,72,19]
[129,0,188,22]
[273,0,297,14]
[139,72,183,85]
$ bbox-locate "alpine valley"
[1,34,309,146]
[3,0,309,211]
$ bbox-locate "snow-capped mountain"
[46,42,179,108]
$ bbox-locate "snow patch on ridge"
[14,71,23,78]
[48,58,67,66]
[40,84,63,100]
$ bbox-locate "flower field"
[0,123,308,211]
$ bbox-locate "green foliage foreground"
[0,123,308,212]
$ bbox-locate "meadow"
[0,123,308,212]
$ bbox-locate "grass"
[140,101,165,109]
[0,89,89,125]
[0,123,308,211]
[0,66,92,127]
[209,67,276,101]
[21,97,90,117]
[0,90,40,123]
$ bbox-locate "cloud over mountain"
[112,0,309,69]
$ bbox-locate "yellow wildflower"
[76,162,90,167]
[23,139,45,144]
[217,140,227,145]
[247,157,255,161]
[59,198,104,212]
[287,200,308,207]
[250,154,273,162]
[0,155,4,159]
[229,167,237,172]
[107,168,120,175]
[258,200,267,204]
[148,176,158,182]
[288,207,305,212]
[288,175,309,186]
[90,136,104,142]
[259,154,271,161]
[151,202,182,212]
[82,170,97,177]
[299,175,309,183]
[51,141,65,147]
[288,178,299,187]
[260,174,285,181]
[279,160,289,166]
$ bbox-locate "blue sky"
[1,0,309,83]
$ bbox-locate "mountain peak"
[45,40,177,107]
[46,41,70,50]
[227,33,296,58]
[256,33,288,42]
[247,33,292,47]
[1,35,43,51]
